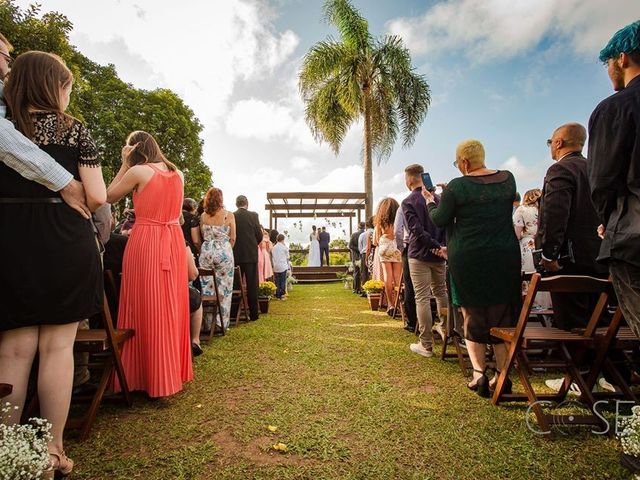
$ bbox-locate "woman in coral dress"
[107,131,192,398]
[258,230,274,283]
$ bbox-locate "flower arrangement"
[0,402,52,480]
[258,281,277,298]
[362,280,384,294]
[620,406,640,456]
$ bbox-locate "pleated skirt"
[113,224,192,398]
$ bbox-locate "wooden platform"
[291,266,348,284]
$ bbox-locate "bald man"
[536,122,605,330]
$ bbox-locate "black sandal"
[467,368,490,398]
[490,369,513,394]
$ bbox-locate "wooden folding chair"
[67,292,134,440]
[392,273,406,322]
[580,307,639,402]
[491,273,612,437]
[231,266,249,326]
[198,267,225,339]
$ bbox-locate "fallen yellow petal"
[267,425,278,432]
[272,442,288,452]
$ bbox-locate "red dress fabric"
[114,164,192,397]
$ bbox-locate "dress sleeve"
[428,184,457,227]
[78,123,101,167]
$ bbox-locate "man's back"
[588,76,640,266]
[538,153,602,272]
[319,231,330,247]
[233,208,262,264]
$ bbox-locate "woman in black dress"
[0,51,106,476]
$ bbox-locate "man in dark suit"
[233,195,263,321]
[319,227,330,266]
[349,222,365,293]
[537,122,606,331]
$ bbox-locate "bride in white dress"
[308,225,321,267]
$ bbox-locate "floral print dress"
[200,220,234,329]
[513,204,539,272]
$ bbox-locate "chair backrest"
[511,273,613,344]
[536,275,611,294]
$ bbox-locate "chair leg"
[492,340,519,406]
[111,343,132,407]
[78,362,113,441]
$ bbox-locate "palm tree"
[299,0,431,218]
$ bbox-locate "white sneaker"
[598,376,617,393]
[409,343,433,358]
[544,377,581,396]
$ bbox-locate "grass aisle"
[70,283,625,479]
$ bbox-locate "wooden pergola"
[266,192,367,236]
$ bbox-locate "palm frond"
[299,40,349,96]
[304,78,357,154]
[323,0,371,52]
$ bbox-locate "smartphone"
[421,172,435,192]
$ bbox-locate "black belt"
[0,197,63,203]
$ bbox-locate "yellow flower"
[267,425,278,432]
[272,442,288,452]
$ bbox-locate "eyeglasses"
[546,139,553,147]
[452,160,458,167]
[0,51,12,66]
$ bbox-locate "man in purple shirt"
[402,164,447,358]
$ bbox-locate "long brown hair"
[4,51,73,139]
[375,197,399,230]
[204,187,224,215]
[125,130,177,171]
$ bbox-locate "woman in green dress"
[422,139,521,397]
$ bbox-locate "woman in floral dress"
[513,189,542,272]
[199,187,236,329]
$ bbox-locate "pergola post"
[349,216,353,237]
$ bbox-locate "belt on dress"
[0,197,63,203]
[135,217,180,271]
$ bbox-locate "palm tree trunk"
[363,94,373,220]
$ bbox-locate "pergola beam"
[267,192,366,201]
[272,212,356,218]
[265,203,365,211]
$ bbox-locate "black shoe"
[192,343,203,357]
[404,325,416,332]
[467,369,490,398]
[386,308,395,317]
[490,370,513,394]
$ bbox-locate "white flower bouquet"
[619,405,640,475]
[0,402,52,480]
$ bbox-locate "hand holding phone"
[421,172,435,192]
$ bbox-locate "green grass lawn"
[68,283,627,479]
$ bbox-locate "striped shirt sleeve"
[0,117,73,192]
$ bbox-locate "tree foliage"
[0,1,211,203]
[299,0,430,217]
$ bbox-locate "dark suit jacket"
[319,231,330,248]
[537,152,604,273]
[349,229,363,261]
[588,75,640,266]
[233,208,262,264]
[402,187,445,263]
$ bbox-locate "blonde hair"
[523,188,542,206]
[456,139,485,169]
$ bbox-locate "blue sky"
[14,0,639,242]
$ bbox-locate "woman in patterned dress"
[199,187,236,330]
[513,188,542,273]
[0,51,106,476]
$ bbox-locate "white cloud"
[225,98,296,141]
[499,156,550,193]
[290,156,314,170]
[16,0,300,127]
[387,0,638,63]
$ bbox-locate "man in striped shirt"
[0,32,90,218]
